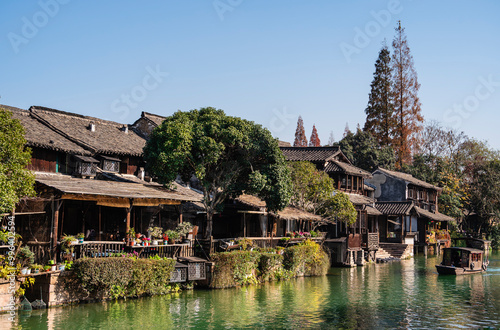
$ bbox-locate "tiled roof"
[280,147,340,162]
[376,167,441,190]
[375,201,415,215]
[235,194,323,221]
[346,193,375,206]
[325,160,372,178]
[4,105,91,156]
[141,111,165,126]
[278,140,291,147]
[365,205,382,216]
[30,106,147,156]
[414,206,455,222]
[35,173,202,202]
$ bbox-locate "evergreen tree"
[391,21,423,168]
[309,124,321,146]
[327,131,335,146]
[364,42,395,146]
[343,123,351,138]
[293,116,308,147]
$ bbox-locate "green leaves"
[322,192,357,225]
[144,107,292,237]
[0,108,35,213]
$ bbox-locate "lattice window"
[170,267,188,282]
[187,262,206,280]
[76,162,97,176]
[103,160,119,172]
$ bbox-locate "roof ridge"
[30,105,127,126]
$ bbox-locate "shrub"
[258,253,284,282]
[72,257,176,299]
[210,251,260,288]
[210,240,329,289]
[283,240,329,276]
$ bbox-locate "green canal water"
[5,251,500,329]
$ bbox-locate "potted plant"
[127,228,136,245]
[165,230,179,244]
[76,232,85,244]
[176,222,193,239]
[31,264,43,274]
[61,235,76,254]
[18,246,35,270]
[148,226,163,245]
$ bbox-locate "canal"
[5,251,500,329]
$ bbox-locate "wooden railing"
[73,241,125,259]
[26,241,51,264]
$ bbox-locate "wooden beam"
[132,198,181,206]
[126,207,131,235]
[98,206,102,241]
[237,210,267,215]
[52,200,62,260]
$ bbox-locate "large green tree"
[338,128,395,172]
[364,42,395,146]
[143,107,292,238]
[0,108,35,213]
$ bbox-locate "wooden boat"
[436,247,488,275]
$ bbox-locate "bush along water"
[71,257,176,300]
[209,240,329,289]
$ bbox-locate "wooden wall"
[28,147,57,172]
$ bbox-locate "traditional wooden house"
[280,147,380,265]
[3,105,203,262]
[367,167,455,255]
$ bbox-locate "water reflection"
[6,252,500,329]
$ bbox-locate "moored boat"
[436,247,488,275]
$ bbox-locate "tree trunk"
[204,209,214,239]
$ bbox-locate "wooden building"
[367,168,455,254]
[4,105,203,262]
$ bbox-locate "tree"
[327,131,335,146]
[309,124,321,147]
[338,128,395,172]
[364,42,395,146]
[289,161,357,226]
[289,161,335,214]
[293,116,307,147]
[343,123,351,138]
[144,107,292,238]
[320,192,357,225]
[0,108,35,213]
[391,21,423,168]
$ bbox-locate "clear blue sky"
[1,1,499,149]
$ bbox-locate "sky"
[1,1,499,149]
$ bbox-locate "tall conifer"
[364,42,395,146]
[309,124,321,146]
[391,21,423,168]
[293,116,308,147]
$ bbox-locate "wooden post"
[59,203,65,237]
[126,207,131,235]
[179,204,183,224]
[243,213,246,237]
[52,200,62,260]
[98,206,102,241]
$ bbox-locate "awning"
[35,174,202,208]
[414,206,455,222]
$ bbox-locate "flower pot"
[33,269,40,274]
[51,265,57,272]
[152,240,158,246]
[129,241,135,246]
[21,268,28,275]
[78,238,84,244]
[26,268,31,275]
[59,265,65,271]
